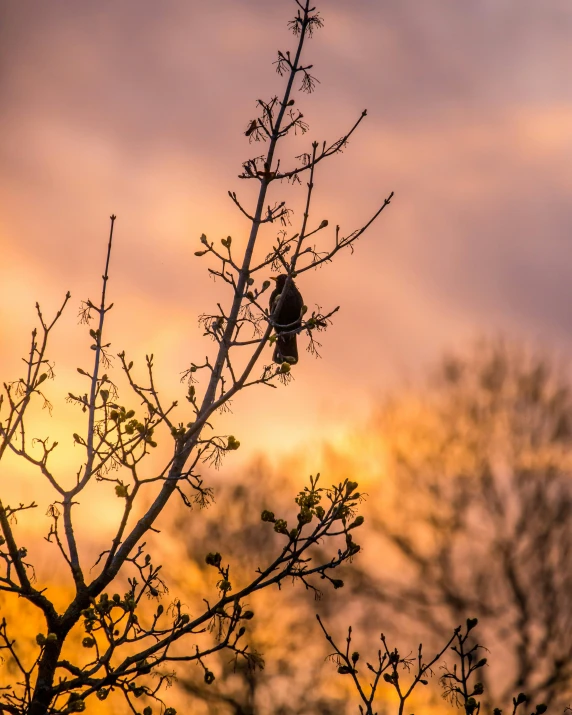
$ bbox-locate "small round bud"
[348,515,364,529]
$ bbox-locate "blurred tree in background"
[165,339,569,714]
[349,339,572,711]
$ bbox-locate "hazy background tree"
[349,339,572,710]
[160,339,571,714]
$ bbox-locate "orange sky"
[1,0,572,491]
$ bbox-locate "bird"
[269,274,304,365]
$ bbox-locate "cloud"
[1,0,571,466]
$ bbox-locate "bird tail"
[273,334,298,365]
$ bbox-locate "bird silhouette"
[269,274,304,364]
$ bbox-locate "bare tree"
[0,2,393,713]
[351,339,572,710]
[319,615,549,715]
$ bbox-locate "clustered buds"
[66,692,86,712]
[115,483,128,498]
[227,435,241,450]
[338,665,355,675]
[205,552,222,567]
[171,424,186,440]
[274,519,289,535]
[108,407,157,447]
[217,579,232,593]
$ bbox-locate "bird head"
[273,274,289,289]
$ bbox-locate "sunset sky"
[1,5,572,713]
[1,0,571,479]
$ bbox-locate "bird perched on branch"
[269,274,304,365]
